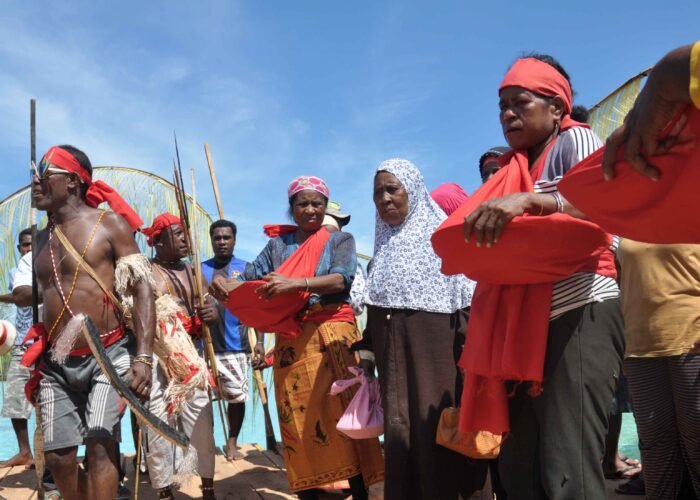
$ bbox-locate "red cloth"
[224,227,333,338]
[177,312,202,336]
[141,213,182,246]
[41,146,143,231]
[431,183,469,215]
[500,58,573,114]
[263,224,298,237]
[21,322,126,403]
[431,136,614,435]
[558,106,700,244]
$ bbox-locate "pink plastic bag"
[330,366,384,439]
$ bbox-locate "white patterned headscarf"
[365,158,474,313]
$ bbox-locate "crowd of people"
[0,41,697,500]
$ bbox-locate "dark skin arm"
[0,293,14,305]
[208,272,346,301]
[602,44,693,181]
[197,273,218,326]
[463,191,585,248]
[108,216,155,399]
[11,286,33,308]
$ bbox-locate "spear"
[171,140,230,444]
[29,99,46,499]
[203,144,278,453]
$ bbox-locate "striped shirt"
[534,126,620,319]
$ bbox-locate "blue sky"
[1,1,698,260]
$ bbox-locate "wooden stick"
[204,144,224,220]
[134,428,142,500]
[188,169,231,441]
[29,98,46,499]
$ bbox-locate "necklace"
[152,261,195,314]
[48,211,106,340]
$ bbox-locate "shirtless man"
[28,145,154,500]
[142,213,216,500]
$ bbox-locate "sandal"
[604,464,641,480]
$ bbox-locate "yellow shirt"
[691,41,700,108]
[618,240,700,358]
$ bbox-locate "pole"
[202,144,279,452]
[203,144,224,220]
[29,99,46,499]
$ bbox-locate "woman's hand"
[255,272,303,300]
[251,342,267,369]
[357,358,376,380]
[463,193,533,248]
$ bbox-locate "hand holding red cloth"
[431,141,614,435]
[224,227,333,338]
[558,107,700,244]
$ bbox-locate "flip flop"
[615,475,645,496]
[604,464,641,480]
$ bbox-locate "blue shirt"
[202,256,249,353]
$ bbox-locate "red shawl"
[224,226,348,337]
[431,130,615,435]
[558,107,700,244]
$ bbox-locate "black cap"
[478,146,510,168]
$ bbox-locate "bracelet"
[537,196,544,216]
[304,278,310,292]
[552,191,565,213]
[133,356,153,368]
[135,352,151,358]
[256,340,264,345]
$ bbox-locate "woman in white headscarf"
[356,158,491,500]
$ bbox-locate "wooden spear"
[202,144,278,453]
[173,158,228,439]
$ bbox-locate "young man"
[0,229,34,468]
[199,220,249,461]
[26,145,154,499]
[141,213,216,500]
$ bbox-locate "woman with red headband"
[210,176,383,500]
[459,55,625,499]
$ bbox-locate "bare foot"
[225,438,244,461]
[0,452,34,468]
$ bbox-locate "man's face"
[156,224,189,260]
[31,170,77,212]
[211,227,235,260]
[480,158,502,184]
[17,234,32,255]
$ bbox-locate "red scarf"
[558,106,700,244]
[432,129,615,435]
[41,146,143,231]
[224,227,348,338]
[142,213,182,246]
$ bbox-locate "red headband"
[41,146,143,231]
[499,58,573,114]
[141,213,183,247]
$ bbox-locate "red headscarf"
[432,58,614,435]
[40,146,143,231]
[141,213,182,247]
[430,183,468,215]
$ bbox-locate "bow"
[82,317,189,449]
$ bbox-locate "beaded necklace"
[48,211,106,340]
[152,260,196,314]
